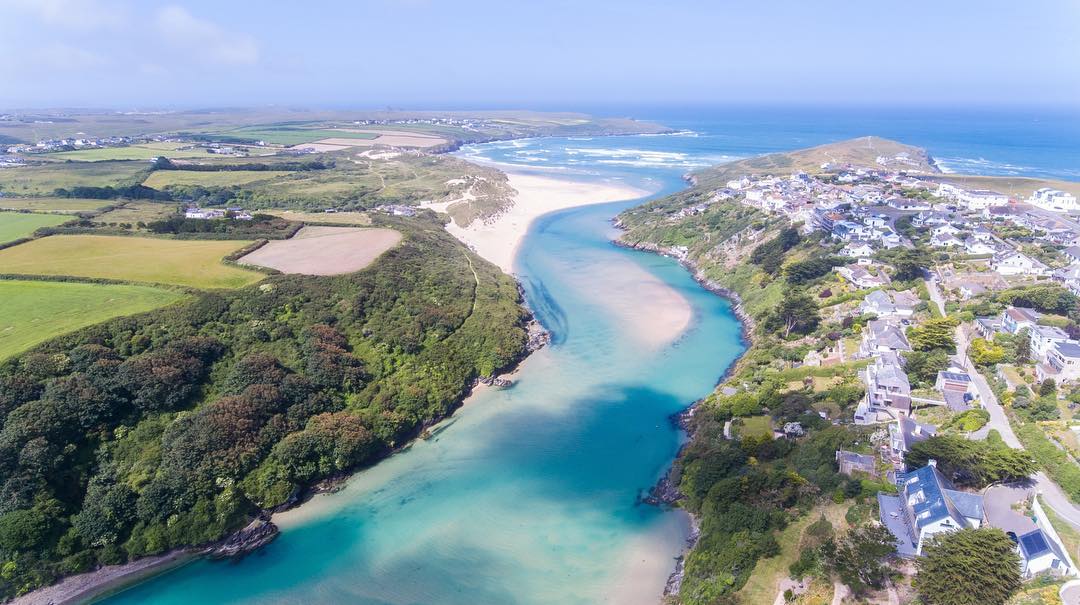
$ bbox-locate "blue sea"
[100,107,1078,604]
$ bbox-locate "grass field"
[44,144,213,162]
[92,202,178,225]
[0,161,147,195]
[0,235,263,288]
[0,211,69,243]
[210,126,378,146]
[143,170,291,188]
[0,197,111,213]
[0,280,185,360]
[736,502,851,604]
[739,415,774,439]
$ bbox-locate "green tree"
[772,290,820,338]
[879,248,932,281]
[969,338,1005,366]
[1015,328,1032,363]
[907,317,957,353]
[915,528,1021,605]
[821,524,896,594]
[906,436,1035,487]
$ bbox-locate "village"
[701,157,1080,594]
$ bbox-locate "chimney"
[928,459,937,468]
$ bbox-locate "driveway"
[983,483,1037,535]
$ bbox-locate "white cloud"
[0,0,126,30]
[155,5,259,66]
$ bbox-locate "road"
[925,275,1080,527]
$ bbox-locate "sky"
[1,0,1078,110]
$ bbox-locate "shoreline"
[445,170,654,274]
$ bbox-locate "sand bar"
[446,171,651,273]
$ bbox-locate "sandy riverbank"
[13,550,196,605]
[445,171,652,274]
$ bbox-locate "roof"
[1055,341,1080,359]
[1033,325,1070,340]
[1006,307,1042,324]
[939,371,971,383]
[895,415,935,451]
[879,493,919,556]
[902,464,979,534]
[837,450,875,469]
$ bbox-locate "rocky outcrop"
[208,517,279,559]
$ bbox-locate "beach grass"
[142,170,292,188]
[0,161,147,195]
[0,234,263,288]
[0,279,185,360]
[0,211,70,243]
[0,197,112,214]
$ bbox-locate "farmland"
[0,279,185,360]
[0,160,147,195]
[239,226,401,275]
[43,143,217,162]
[263,210,373,225]
[142,169,292,188]
[91,201,179,225]
[0,197,110,213]
[0,234,263,288]
[0,211,70,243]
[207,126,379,145]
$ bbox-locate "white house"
[958,189,1009,210]
[1029,325,1073,361]
[837,264,891,289]
[1029,188,1079,212]
[1039,341,1080,384]
[877,462,983,557]
[991,251,1051,277]
[860,290,919,320]
[1002,306,1041,334]
[841,242,875,258]
[861,319,913,357]
[963,238,997,255]
[930,233,963,248]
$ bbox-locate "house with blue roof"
[878,461,983,556]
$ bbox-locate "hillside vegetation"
[0,214,529,599]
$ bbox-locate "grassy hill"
[693,136,937,189]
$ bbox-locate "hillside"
[693,136,937,189]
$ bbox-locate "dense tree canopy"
[915,528,1021,605]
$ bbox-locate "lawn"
[92,202,178,225]
[738,415,774,439]
[0,212,69,243]
[263,210,372,225]
[1038,495,1080,564]
[143,170,292,188]
[0,197,110,213]
[0,234,263,288]
[211,126,378,146]
[0,279,185,360]
[737,502,851,604]
[0,161,147,195]
[44,144,213,162]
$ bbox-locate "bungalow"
[930,233,963,248]
[991,251,1050,277]
[931,224,961,237]
[971,226,995,242]
[880,231,903,248]
[837,264,891,289]
[878,462,983,557]
[836,450,878,477]
[1029,325,1073,361]
[1003,306,1042,335]
[1065,247,1080,264]
[1016,529,1073,577]
[935,366,979,411]
[860,290,918,320]
[861,319,913,356]
[887,197,931,211]
[833,220,872,241]
[963,238,997,256]
[1053,262,1080,295]
[841,242,875,258]
[912,211,951,227]
[956,281,987,300]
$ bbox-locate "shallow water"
[101,174,746,604]
[101,107,1076,604]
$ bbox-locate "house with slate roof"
[878,462,983,556]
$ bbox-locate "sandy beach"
[445,171,651,274]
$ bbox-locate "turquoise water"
[101,109,1076,604]
[101,164,746,604]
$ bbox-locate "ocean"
[99,107,1077,604]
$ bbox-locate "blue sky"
[1,0,1078,109]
